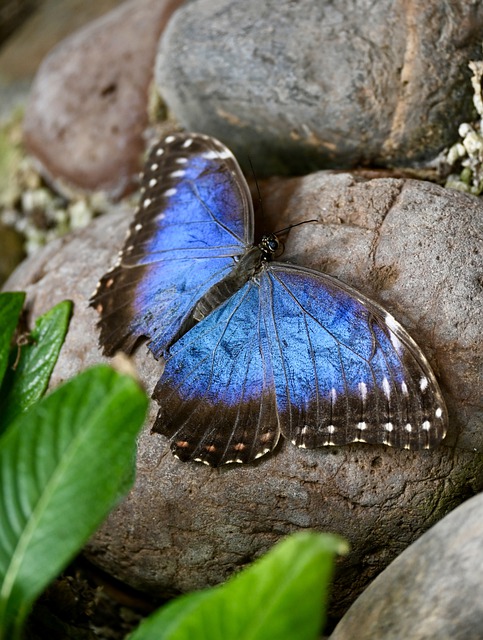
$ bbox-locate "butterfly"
[90,132,448,467]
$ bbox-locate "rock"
[3,172,483,617]
[331,492,483,639]
[156,0,483,176]
[0,0,126,121]
[22,0,184,199]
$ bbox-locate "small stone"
[23,0,184,199]
[156,0,483,176]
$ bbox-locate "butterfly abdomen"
[193,246,263,321]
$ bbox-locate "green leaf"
[129,531,348,640]
[0,300,73,434]
[0,365,148,639]
[0,292,25,390]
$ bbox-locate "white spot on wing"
[151,162,159,170]
[149,178,157,187]
[384,422,393,432]
[358,381,368,401]
[435,407,443,418]
[420,377,428,391]
[176,157,188,164]
[165,135,175,143]
[143,198,152,208]
[182,138,193,148]
[327,425,336,434]
[165,188,177,197]
[135,223,142,231]
[401,381,408,395]
[170,169,186,178]
[155,148,164,157]
[385,313,403,353]
[405,423,412,432]
[357,422,367,430]
[202,150,220,160]
[382,377,391,399]
[422,420,431,430]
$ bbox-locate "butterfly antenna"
[248,156,264,217]
[274,219,318,235]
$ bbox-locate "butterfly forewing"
[90,133,254,357]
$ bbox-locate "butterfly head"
[258,220,318,263]
[259,234,281,261]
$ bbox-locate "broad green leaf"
[0,365,148,639]
[0,300,72,433]
[0,292,25,389]
[129,531,348,640]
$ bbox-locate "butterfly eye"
[268,237,279,251]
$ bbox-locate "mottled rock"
[4,173,483,617]
[156,0,483,176]
[23,0,184,199]
[331,492,483,639]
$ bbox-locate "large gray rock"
[4,173,482,616]
[156,0,483,176]
[331,492,483,639]
[23,0,184,199]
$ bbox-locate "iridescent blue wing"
[153,262,447,465]
[153,280,280,466]
[90,133,253,357]
[262,264,447,451]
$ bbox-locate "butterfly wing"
[152,280,280,466]
[90,133,254,357]
[153,261,446,466]
[262,263,448,450]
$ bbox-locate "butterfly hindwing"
[262,264,447,450]
[90,133,253,357]
[153,281,280,466]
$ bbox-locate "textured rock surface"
[156,0,483,176]
[22,0,184,199]
[4,174,483,617]
[331,492,483,639]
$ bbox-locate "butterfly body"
[91,133,448,466]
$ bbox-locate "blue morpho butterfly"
[90,132,448,467]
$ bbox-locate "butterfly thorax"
[192,236,280,323]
